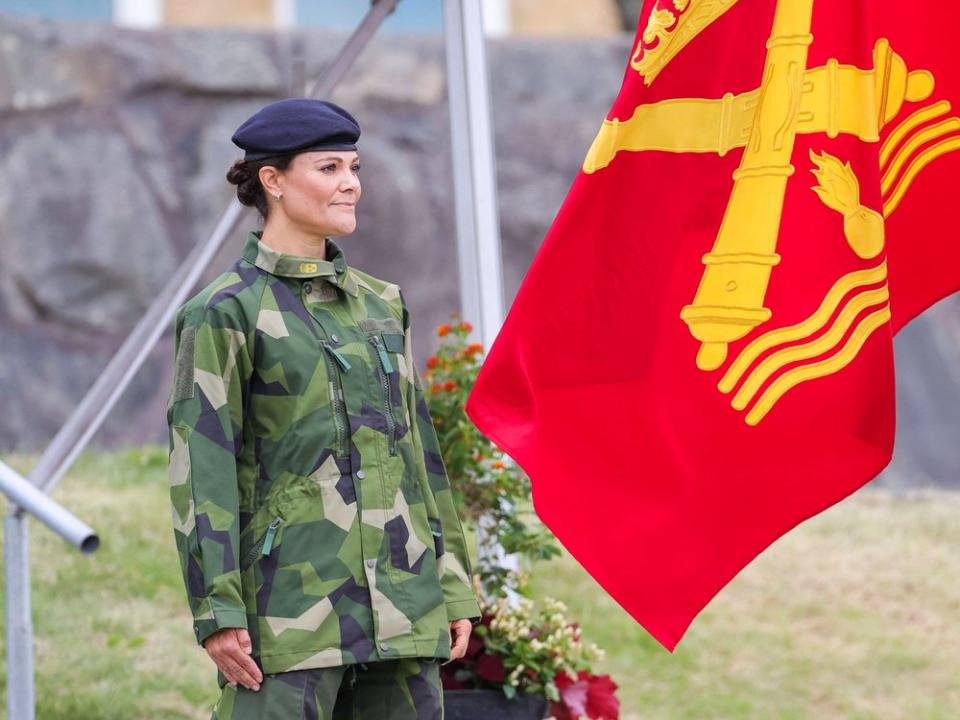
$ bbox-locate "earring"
[274,192,282,200]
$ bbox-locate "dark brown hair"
[225,154,297,220]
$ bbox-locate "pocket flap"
[381,332,405,353]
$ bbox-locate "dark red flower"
[474,653,506,683]
[440,667,469,690]
[552,672,588,720]
[550,671,620,720]
[464,633,485,660]
[584,674,619,719]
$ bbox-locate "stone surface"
[0,15,956,491]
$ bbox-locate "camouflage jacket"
[166,230,481,674]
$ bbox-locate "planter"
[443,688,550,720]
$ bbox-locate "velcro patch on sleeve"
[172,326,197,402]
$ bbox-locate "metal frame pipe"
[0,461,99,552]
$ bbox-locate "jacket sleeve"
[166,301,252,646]
[400,292,482,624]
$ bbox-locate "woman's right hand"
[203,627,263,691]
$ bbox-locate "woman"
[166,98,481,719]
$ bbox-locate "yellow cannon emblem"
[584,0,960,425]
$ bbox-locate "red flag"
[465,0,960,650]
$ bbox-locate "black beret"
[231,98,361,161]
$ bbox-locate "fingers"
[237,628,253,655]
[204,628,263,691]
[448,620,471,660]
[222,655,262,691]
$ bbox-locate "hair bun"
[226,160,258,207]
[225,153,295,220]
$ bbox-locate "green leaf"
[545,680,560,702]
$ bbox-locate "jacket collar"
[243,231,359,298]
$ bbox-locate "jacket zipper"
[369,335,397,456]
[243,516,283,568]
[321,341,351,458]
[261,516,283,556]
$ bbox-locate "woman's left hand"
[448,619,473,660]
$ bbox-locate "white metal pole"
[6,512,35,720]
[442,0,505,354]
[443,0,514,594]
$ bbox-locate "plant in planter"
[443,590,620,720]
[422,315,562,600]
[423,315,621,720]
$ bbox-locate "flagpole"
[442,0,514,598]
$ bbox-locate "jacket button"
[356,470,366,479]
[366,558,375,568]
[379,642,390,651]
[331,333,339,343]
[304,283,313,294]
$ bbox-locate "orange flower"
[458,321,473,332]
[426,355,440,369]
[466,342,484,356]
[493,460,506,469]
[443,380,457,392]
[431,383,443,394]
[433,417,443,426]
[437,324,452,337]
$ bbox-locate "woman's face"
[269,150,362,236]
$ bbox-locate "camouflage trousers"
[211,658,444,720]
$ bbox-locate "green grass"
[2,449,215,720]
[1,450,959,719]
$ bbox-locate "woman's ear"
[258,165,282,197]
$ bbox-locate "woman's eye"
[321,165,336,172]
[351,165,361,173]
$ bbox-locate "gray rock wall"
[0,15,955,488]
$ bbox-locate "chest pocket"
[381,330,405,354]
[358,317,406,455]
[358,318,405,359]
